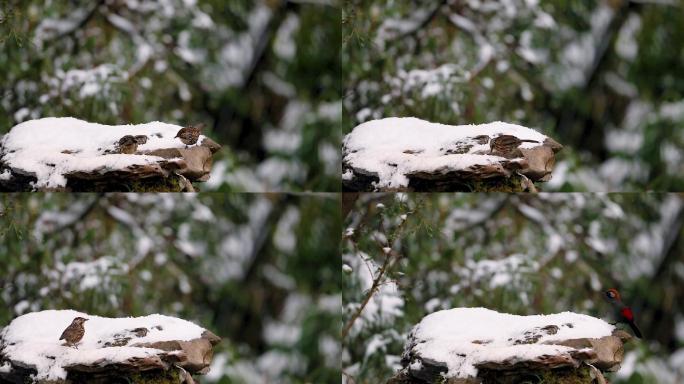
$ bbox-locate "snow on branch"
[342,117,562,192]
[390,308,632,384]
[0,310,221,383]
[33,2,103,48]
[0,117,221,192]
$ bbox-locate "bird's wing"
[620,307,634,321]
[59,328,69,340]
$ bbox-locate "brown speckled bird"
[59,317,88,348]
[490,135,538,159]
[175,123,204,146]
[117,135,139,154]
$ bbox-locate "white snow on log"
[0,117,206,188]
[410,307,614,378]
[0,309,206,380]
[343,117,551,188]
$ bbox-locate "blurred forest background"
[343,0,684,192]
[0,0,341,192]
[0,193,341,383]
[342,193,684,383]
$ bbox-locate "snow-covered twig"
[341,207,410,339]
[40,1,105,44]
[341,247,394,339]
[384,1,446,44]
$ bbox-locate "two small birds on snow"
[116,123,204,154]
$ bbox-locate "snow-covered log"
[0,310,221,384]
[388,308,631,384]
[342,118,562,192]
[0,118,221,192]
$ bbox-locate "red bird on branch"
[604,288,642,338]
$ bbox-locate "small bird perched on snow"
[117,135,139,154]
[175,123,204,146]
[604,288,642,338]
[59,317,88,348]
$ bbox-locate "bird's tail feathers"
[629,321,643,339]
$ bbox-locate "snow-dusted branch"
[0,310,220,383]
[381,1,446,45]
[101,8,153,78]
[342,208,410,340]
[240,195,293,284]
[392,308,631,383]
[342,117,563,192]
[341,246,395,340]
[0,117,221,192]
[36,1,105,45]
[36,195,102,236]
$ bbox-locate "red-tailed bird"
[604,288,642,338]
